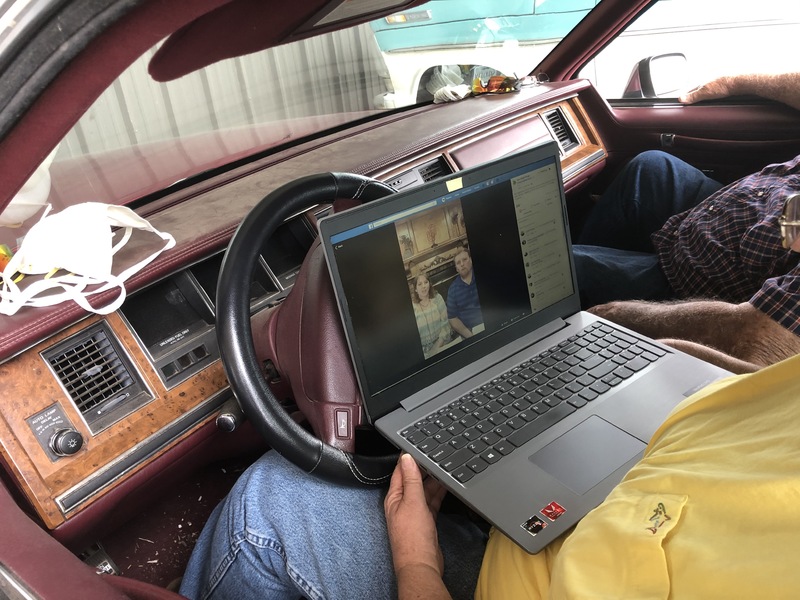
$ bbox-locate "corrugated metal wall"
[59,23,390,158]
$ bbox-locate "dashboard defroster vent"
[418,156,451,182]
[43,322,152,433]
[385,155,453,191]
[544,109,579,153]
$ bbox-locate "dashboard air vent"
[43,322,152,433]
[385,156,453,191]
[544,109,579,153]
[418,156,451,182]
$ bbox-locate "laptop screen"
[320,142,579,420]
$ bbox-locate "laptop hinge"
[400,317,569,413]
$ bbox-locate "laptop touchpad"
[529,416,645,495]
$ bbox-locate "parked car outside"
[370,0,597,106]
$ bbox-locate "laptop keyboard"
[400,322,667,484]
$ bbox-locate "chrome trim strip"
[55,389,230,514]
[0,564,38,600]
[561,149,605,181]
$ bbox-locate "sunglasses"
[779,193,800,250]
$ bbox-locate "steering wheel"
[216,173,399,486]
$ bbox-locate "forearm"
[683,72,800,111]
[385,455,451,600]
[395,564,452,600]
[449,317,472,339]
[658,338,760,374]
[589,299,742,343]
[588,300,800,367]
[724,72,800,111]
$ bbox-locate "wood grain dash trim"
[0,311,229,528]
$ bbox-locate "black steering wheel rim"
[216,172,398,486]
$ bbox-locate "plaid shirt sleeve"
[653,155,800,334]
[749,268,800,334]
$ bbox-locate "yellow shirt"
[476,354,800,599]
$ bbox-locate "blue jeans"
[180,451,488,600]
[573,150,723,307]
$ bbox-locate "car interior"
[1,0,800,598]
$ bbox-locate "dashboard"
[0,79,606,538]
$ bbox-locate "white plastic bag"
[0,202,175,315]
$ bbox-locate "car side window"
[578,0,800,100]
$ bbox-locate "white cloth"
[0,202,175,315]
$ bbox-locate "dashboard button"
[335,409,350,439]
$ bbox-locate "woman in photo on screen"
[411,273,451,359]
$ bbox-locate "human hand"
[384,454,447,580]
[679,76,733,104]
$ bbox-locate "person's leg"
[578,150,724,252]
[180,451,487,600]
[573,245,674,308]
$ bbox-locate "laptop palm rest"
[529,416,645,495]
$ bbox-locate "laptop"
[318,141,730,553]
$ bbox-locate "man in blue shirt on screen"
[446,247,482,339]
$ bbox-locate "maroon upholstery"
[148,0,430,82]
[267,238,363,452]
[148,0,331,81]
[105,576,186,600]
[0,480,130,598]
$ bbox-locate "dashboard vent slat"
[48,328,133,413]
[43,322,151,433]
[384,155,453,191]
[544,108,579,153]
[418,156,451,182]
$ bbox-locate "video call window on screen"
[394,164,570,366]
[396,198,484,361]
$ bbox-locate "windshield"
[0,0,596,247]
